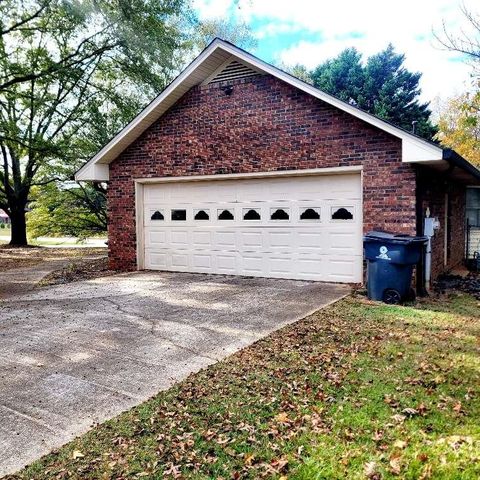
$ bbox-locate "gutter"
[442,148,480,183]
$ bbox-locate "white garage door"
[142,173,363,282]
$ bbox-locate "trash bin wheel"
[382,288,402,305]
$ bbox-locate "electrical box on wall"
[424,217,440,237]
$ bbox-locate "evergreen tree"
[310,44,437,139]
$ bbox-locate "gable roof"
[76,38,479,183]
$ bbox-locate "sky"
[193,0,477,105]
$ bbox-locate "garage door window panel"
[194,209,210,221]
[300,208,321,221]
[270,208,290,221]
[243,208,261,220]
[218,209,234,220]
[331,207,354,221]
[171,209,187,221]
[150,210,164,221]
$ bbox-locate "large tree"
[436,92,480,166]
[0,0,190,245]
[434,5,480,165]
[310,44,437,139]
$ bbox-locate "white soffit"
[75,39,443,182]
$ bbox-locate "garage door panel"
[170,253,189,269]
[327,231,362,254]
[192,253,213,271]
[192,230,213,247]
[239,230,264,249]
[297,231,324,250]
[170,230,189,247]
[147,230,167,246]
[216,254,237,274]
[240,254,265,274]
[269,255,294,275]
[268,230,294,249]
[214,231,236,249]
[145,251,168,269]
[142,173,362,282]
[326,256,360,282]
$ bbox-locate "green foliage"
[311,44,437,140]
[436,89,480,166]
[27,182,106,239]
[0,0,193,244]
[187,17,257,53]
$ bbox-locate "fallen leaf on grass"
[393,439,407,449]
[389,456,401,475]
[364,461,378,478]
[274,412,291,425]
[72,450,84,460]
[453,401,463,413]
[391,414,406,424]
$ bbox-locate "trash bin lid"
[364,230,427,244]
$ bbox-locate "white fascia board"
[402,138,443,163]
[75,162,109,181]
[134,165,362,184]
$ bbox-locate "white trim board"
[134,166,363,184]
[76,38,445,182]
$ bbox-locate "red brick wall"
[108,74,417,270]
[417,167,466,278]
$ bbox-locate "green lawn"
[7,294,480,479]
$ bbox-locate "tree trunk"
[9,208,28,246]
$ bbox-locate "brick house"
[76,39,480,285]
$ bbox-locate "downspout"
[415,168,427,296]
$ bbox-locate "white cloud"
[193,0,232,19]
[195,0,478,101]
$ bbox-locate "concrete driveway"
[0,271,349,476]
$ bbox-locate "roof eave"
[73,38,472,182]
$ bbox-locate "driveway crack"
[102,297,218,362]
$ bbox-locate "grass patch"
[0,246,106,271]
[7,294,480,479]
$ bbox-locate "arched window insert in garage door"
[243,208,261,220]
[300,208,320,220]
[194,210,210,220]
[270,208,290,220]
[331,207,354,220]
[218,209,234,220]
[150,210,164,220]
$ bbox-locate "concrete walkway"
[0,271,349,476]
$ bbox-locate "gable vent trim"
[206,60,262,84]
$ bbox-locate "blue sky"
[194,0,476,107]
